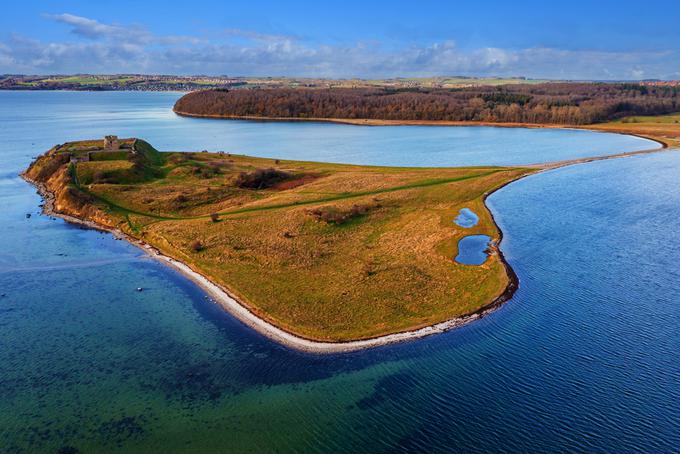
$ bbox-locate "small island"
[23,136,538,351]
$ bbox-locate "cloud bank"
[1,13,678,80]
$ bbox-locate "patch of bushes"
[307,203,374,225]
[191,162,223,179]
[234,168,293,189]
[190,240,204,252]
[29,154,70,182]
[167,153,189,165]
[65,187,96,209]
[171,193,189,209]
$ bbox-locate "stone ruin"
[104,135,119,150]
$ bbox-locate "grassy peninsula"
[24,106,677,348]
[24,138,534,344]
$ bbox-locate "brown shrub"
[234,168,292,189]
[167,153,188,164]
[190,240,204,252]
[31,153,70,182]
[307,204,372,225]
[65,187,95,209]
[192,163,222,179]
[271,174,318,190]
[172,193,189,209]
[210,213,220,223]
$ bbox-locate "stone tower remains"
[104,135,119,150]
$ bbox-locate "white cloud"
[48,13,123,40]
[222,28,298,43]
[1,14,678,80]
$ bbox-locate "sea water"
[1,91,678,451]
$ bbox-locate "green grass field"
[589,112,680,147]
[44,76,137,85]
[608,113,680,124]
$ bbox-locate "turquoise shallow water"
[1,91,679,452]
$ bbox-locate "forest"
[174,83,680,125]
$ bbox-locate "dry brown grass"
[37,143,536,341]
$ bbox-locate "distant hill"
[0,74,552,92]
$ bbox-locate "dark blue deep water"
[1,91,678,452]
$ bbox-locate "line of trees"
[174,83,680,125]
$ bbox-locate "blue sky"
[1,0,679,79]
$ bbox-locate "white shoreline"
[163,254,496,353]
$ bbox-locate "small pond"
[454,208,479,228]
[455,234,492,265]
